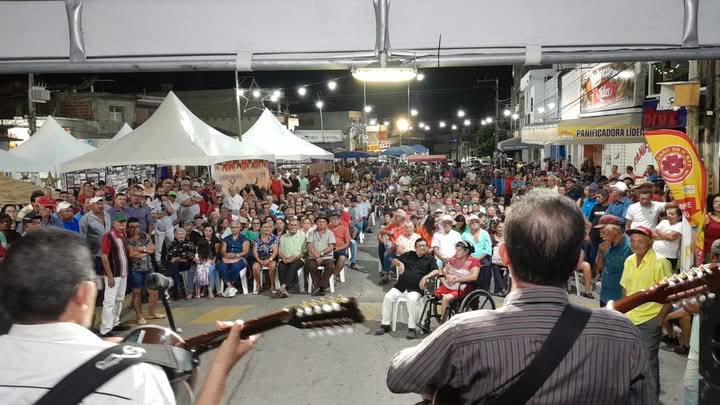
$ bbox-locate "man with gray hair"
[176,179,203,226]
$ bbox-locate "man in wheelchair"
[423,240,481,321]
[375,238,438,339]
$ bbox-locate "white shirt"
[0,322,175,405]
[653,219,682,259]
[431,229,463,259]
[175,190,201,225]
[399,175,412,191]
[626,201,666,229]
[396,233,421,255]
[223,193,244,215]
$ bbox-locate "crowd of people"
[0,157,714,404]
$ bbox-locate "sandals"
[147,313,166,320]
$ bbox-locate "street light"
[481,119,487,126]
[451,124,458,130]
[369,118,377,125]
[364,105,373,113]
[457,109,466,118]
[396,118,410,132]
[328,80,337,91]
[383,120,390,126]
[416,73,425,81]
[419,122,425,128]
[410,108,419,117]
[316,100,325,143]
[485,117,493,124]
[503,109,511,117]
[297,87,307,97]
[439,121,446,128]
[252,89,261,99]
[511,113,520,120]
[463,119,471,127]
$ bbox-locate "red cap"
[593,214,622,229]
[36,195,57,208]
[626,226,653,238]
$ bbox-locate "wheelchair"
[417,274,496,335]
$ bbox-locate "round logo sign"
[655,145,693,183]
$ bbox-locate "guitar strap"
[34,343,194,405]
[484,304,592,405]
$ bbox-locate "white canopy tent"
[242,109,334,161]
[112,123,133,141]
[59,92,272,172]
[10,116,96,173]
[0,149,44,172]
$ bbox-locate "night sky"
[20,66,512,126]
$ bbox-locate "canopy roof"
[10,117,96,173]
[112,123,133,141]
[498,136,530,152]
[334,151,373,159]
[241,109,333,161]
[0,149,44,172]
[60,92,272,172]
[407,154,447,162]
[411,144,429,154]
[382,145,416,157]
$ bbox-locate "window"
[648,61,689,95]
[109,106,125,122]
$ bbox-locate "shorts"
[128,271,150,289]
[334,249,348,259]
[435,284,471,299]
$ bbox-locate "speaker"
[699,300,720,404]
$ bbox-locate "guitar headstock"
[636,263,720,309]
[285,296,365,333]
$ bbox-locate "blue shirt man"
[594,214,633,305]
[605,183,633,225]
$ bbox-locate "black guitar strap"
[34,343,194,405]
[485,304,592,405]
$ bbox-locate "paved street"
[121,235,688,404]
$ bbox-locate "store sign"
[642,99,687,130]
[580,63,642,113]
[521,124,558,144]
[367,144,381,152]
[559,113,644,143]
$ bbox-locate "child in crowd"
[194,239,213,299]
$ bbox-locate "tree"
[472,126,496,157]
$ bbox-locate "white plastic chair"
[307,265,344,294]
[274,266,307,292]
[391,295,425,332]
[257,266,281,293]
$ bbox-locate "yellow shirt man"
[620,248,672,325]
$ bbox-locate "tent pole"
[235,70,243,140]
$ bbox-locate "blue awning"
[411,144,428,154]
[334,151,371,159]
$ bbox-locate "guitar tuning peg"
[296,308,304,318]
[303,307,313,316]
[690,297,698,305]
[668,278,676,287]
[322,303,333,313]
[681,299,688,307]
[708,292,717,300]
[313,304,323,315]
[331,302,342,312]
[699,295,707,303]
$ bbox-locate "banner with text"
[558,113,644,143]
[644,129,707,265]
[213,160,270,192]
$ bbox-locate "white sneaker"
[228,288,237,298]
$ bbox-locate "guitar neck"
[182,309,290,355]
[611,292,648,314]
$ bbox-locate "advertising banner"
[558,113,643,143]
[642,99,687,130]
[213,159,270,192]
[580,62,642,113]
[644,129,707,265]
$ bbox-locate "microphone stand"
[159,288,180,334]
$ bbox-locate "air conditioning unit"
[31,85,51,103]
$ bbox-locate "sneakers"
[137,318,147,325]
[406,328,418,340]
[374,325,391,336]
[228,287,238,297]
[350,263,359,270]
[311,287,326,296]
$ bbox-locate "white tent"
[242,109,334,161]
[112,123,133,141]
[10,116,96,173]
[0,149,43,172]
[59,92,272,172]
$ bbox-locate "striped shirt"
[387,286,656,404]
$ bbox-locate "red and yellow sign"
[644,129,707,265]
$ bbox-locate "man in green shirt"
[298,174,309,194]
[277,218,306,297]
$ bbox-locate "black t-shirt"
[395,251,438,293]
[589,202,609,244]
[290,178,300,193]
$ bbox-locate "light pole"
[396,118,409,146]
[316,100,325,143]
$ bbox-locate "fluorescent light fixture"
[511,113,520,120]
[383,121,390,126]
[463,119,471,126]
[352,65,417,82]
[369,118,377,125]
[457,109,465,118]
[416,73,425,81]
[451,124,458,130]
[485,117,493,124]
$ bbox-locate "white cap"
[89,196,104,204]
[56,201,72,213]
[440,214,454,223]
[611,182,628,192]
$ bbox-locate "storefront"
[520,123,558,162]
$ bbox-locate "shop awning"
[407,154,446,162]
[558,113,643,144]
[498,137,531,152]
[521,124,558,145]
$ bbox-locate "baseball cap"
[328,210,340,218]
[36,196,57,208]
[434,208,445,214]
[56,201,72,213]
[593,214,623,229]
[466,214,481,223]
[112,212,128,223]
[626,226,653,238]
[611,182,628,192]
[168,191,177,197]
[440,214,454,223]
[711,239,720,255]
[89,196,104,204]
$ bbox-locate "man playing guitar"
[386,190,656,404]
[0,228,257,405]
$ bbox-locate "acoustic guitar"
[122,296,364,404]
[428,264,720,405]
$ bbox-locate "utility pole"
[495,77,500,151]
[28,73,36,135]
[234,70,243,140]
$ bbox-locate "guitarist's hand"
[212,320,259,373]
